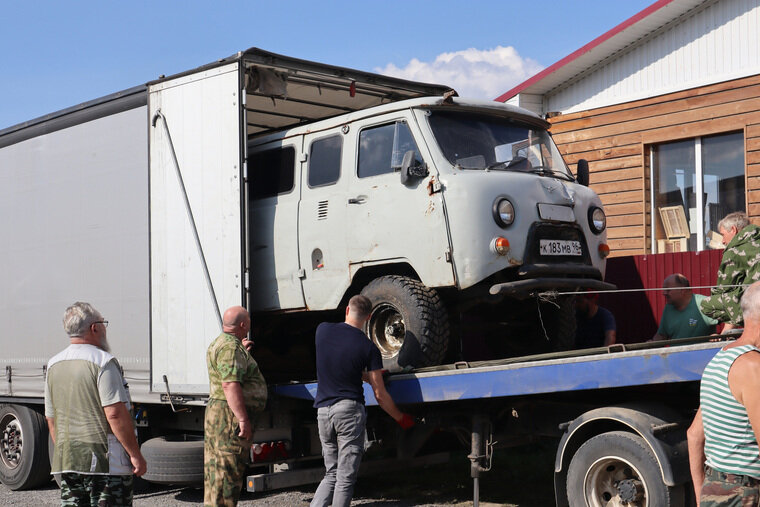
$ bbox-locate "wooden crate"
[657,238,688,253]
[658,205,690,239]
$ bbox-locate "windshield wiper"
[485,156,529,172]
[529,166,573,181]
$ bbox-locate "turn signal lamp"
[598,243,611,259]
[492,237,510,255]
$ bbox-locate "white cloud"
[375,46,544,101]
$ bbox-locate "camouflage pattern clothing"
[60,473,133,507]
[204,333,267,507]
[701,466,760,506]
[701,225,760,326]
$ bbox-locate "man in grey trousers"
[311,295,415,507]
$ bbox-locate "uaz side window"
[249,146,295,199]
[309,135,342,187]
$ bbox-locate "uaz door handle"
[348,196,367,204]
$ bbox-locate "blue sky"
[1,1,655,130]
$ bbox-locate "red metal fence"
[602,249,724,343]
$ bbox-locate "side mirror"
[576,159,589,187]
[400,150,428,185]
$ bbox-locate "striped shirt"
[701,344,760,477]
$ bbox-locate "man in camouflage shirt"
[204,306,267,507]
[701,212,760,331]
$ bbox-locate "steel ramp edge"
[272,341,725,405]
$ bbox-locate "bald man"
[204,306,267,507]
[651,274,718,342]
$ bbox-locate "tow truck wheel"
[0,404,50,490]
[361,276,449,371]
[566,430,684,507]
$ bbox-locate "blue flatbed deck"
[273,340,725,406]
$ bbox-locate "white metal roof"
[497,0,713,105]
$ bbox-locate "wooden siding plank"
[551,83,760,134]
[554,98,760,144]
[559,133,645,155]
[608,214,645,227]
[747,138,760,151]
[604,202,646,216]
[600,190,642,205]
[749,203,760,216]
[550,74,760,124]
[748,151,760,165]
[606,225,645,239]
[592,179,642,195]
[562,144,642,164]
[641,112,760,144]
[589,167,644,185]
[609,248,646,257]
[747,124,760,138]
[748,176,760,190]
[588,155,643,172]
[607,238,646,250]
[748,164,760,179]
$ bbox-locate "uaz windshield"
[427,110,573,180]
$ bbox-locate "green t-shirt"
[206,332,267,413]
[658,294,718,339]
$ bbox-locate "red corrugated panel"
[602,250,724,343]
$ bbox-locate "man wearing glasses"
[45,302,146,506]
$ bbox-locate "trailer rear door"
[148,62,243,394]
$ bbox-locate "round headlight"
[494,199,515,227]
[588,206,606,234]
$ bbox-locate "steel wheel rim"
[367,303,405,358]
[0,413,23,470]
[583,455,649,507]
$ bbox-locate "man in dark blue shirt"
[575,292,617,349]
[311,295,414,507]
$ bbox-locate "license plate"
[539,239,582,256]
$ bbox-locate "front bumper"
[489,263,616,298]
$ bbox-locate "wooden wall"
[548,74,760,257]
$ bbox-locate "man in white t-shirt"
[45,302,146,506]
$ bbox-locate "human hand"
[242,338,254,353]
[396,413,415,430]
[238,419,252,440]
[131,453,147,477]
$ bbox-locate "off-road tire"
[361,275,449,370]
[141,434,204,486]
[0,404,50,490]
[567,430,684,507]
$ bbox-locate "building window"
[651,132,745,253]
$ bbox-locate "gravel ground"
[0,445,556,506]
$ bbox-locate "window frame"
[649,131,745,253]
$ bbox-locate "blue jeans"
[311,399,367,507]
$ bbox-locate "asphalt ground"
[0,444,556,506]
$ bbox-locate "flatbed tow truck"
[0,46,721,507]
[260,336,727,506]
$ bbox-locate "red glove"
[397,413,415,430]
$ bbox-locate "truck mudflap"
[489,278,616,298]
